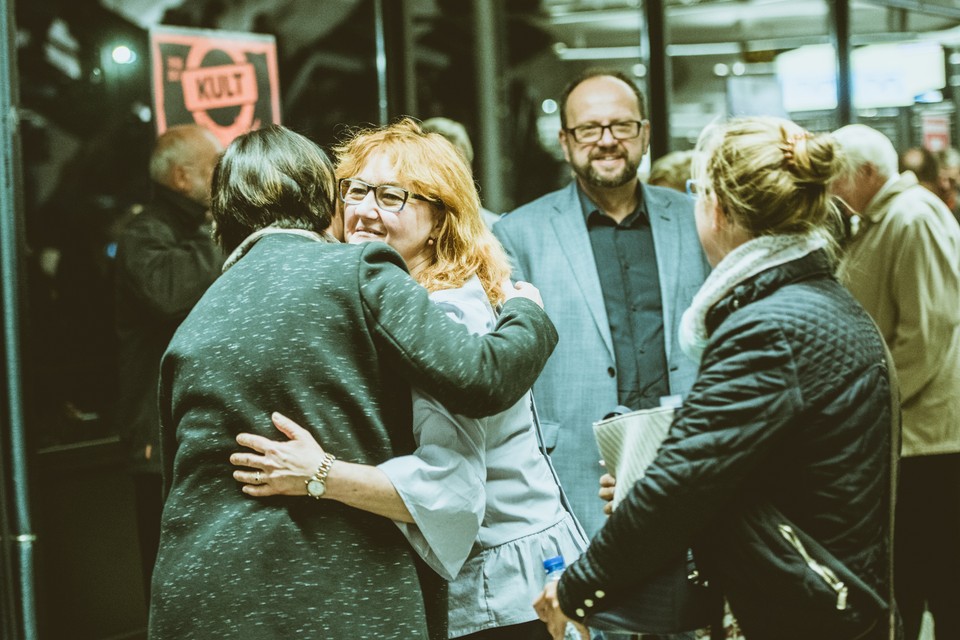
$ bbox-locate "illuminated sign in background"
[922,114,951,151]
[776,42,946,113]
[150,26,280,147]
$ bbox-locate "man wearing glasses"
[493,69,710,540]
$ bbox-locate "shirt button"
[575,608,585,618]
[595,590,606,599]
[607,367,615,377]
[585,599,594,607]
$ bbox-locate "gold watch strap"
[306,452,336,499]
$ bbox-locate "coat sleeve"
[115,216,223,320]
[357,242,558,418]
[886,204,960,406]
[557,318,803,618]
[378,391,486,581]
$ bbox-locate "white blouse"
[379,275,588,637]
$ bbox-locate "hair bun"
[784,130,841,186]
[779,132,808,168]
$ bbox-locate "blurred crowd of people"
[898,145,960,222]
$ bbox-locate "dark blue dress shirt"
[578,183,670,411]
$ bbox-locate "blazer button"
[607,367,615,377]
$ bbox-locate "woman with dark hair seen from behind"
[148,124,558,639]
[228,118,587,640]
[535,116,899,640]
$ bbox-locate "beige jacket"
[838,172,960,457]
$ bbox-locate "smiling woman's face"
[342,154,440,271]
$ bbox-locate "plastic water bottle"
[542,555,582,640]
[543,555,567,583]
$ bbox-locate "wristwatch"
[305,453,337,499]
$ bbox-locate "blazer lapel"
[645,186,680,364]
[550,183,615,359]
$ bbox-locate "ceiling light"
[111,45,136,65]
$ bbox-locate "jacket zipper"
[777,524,849,610]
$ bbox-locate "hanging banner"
[150,26,281,147]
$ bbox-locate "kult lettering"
[197,72,245,99]
[182,63,258,112]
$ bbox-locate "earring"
[427,237,436,247]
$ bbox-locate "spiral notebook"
[592,406,675,509]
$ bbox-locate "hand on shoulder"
[501,278,544,308]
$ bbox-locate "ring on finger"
[255,471,262,484]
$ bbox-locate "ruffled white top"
[379,275,588,637]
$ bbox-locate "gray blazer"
[494,181,710,536]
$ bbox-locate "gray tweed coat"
[149,233,557,639]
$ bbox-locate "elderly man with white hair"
[831,123,960,640]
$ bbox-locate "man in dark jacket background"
[113,123,224,601]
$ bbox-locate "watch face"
[307,479,326,497]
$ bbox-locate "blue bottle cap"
[543,555,566,573]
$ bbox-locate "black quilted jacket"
[559,249,892,636]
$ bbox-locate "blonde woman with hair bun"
[535,117,898,640]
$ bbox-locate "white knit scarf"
[679,231,829,363]
[222,226,335,273]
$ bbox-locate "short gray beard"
[577,162,638,189]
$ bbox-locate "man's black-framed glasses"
[338,178,438,213]
[565,120,647,144]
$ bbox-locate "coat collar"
[154,183,208,227]
[222,226,335,272]
[577,181,650,226]
[546,181,681,362]
[862,172,917,223]
[705,248,835,336]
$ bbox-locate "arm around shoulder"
[357,243,558,418]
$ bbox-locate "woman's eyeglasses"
[338,178,440,213]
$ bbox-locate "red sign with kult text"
[150,26,280,147]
